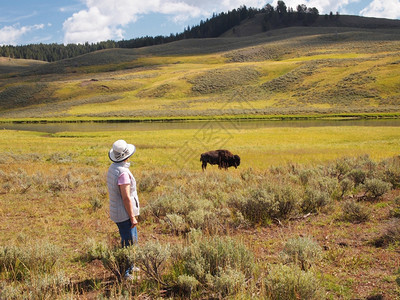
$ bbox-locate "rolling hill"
[0,15,399,120]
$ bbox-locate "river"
[1,119,400,133]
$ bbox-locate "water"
[1,119,400,133]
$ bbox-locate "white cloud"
[62,0,267,44]
[0,24,44,46]
[360,0,400,19]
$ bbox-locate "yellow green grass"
[1,125,400,170]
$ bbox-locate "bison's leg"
[202,161,207,170]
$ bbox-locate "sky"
[0,0,399,46]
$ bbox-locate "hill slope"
[222,14,400,37]
[0,25,399,120]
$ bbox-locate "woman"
[107,139,140,248]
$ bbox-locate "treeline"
[0,1,321,62]
[262,1,319,30]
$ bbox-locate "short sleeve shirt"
[117,172,130,185]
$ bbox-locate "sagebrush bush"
[335,158,353,180]
[203,189,229,208]
[339,177,354,198]
[264,264,323,300]
[299,169,315,186]
[272,184,300,219]
[372,218,400,247]
[240,167,258,182]
[164,213,187,234]
[47,152,75,163]
[363,178,391,199]
[25,271,70,299]
[146,187,214,218]
[348,168,366,186]
[174,234,255,297]
[230,184,299,225]
[85,238,109,261]
[280,237,322,270]
[186,209,207,229]
[390,196,400,218]
[229,188,275,225]
[89,195,103,211]
[134,241,171,285]
[0,242,61,281]
[379,156,400,188]
[176,274,200,297]
[138,170,164,192]
[208,268,246,297]
[308,176,338,198]
[86,242,136,281]
[48,179,68,192]
[301,187,330,213]
[341,200,370,223]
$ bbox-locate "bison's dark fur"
[200,149,240,170]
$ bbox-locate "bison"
[200,149,240,170]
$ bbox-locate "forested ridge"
[0,1,320,62]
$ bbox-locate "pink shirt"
[118,172,130,185]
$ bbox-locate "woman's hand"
[130,216,138,228]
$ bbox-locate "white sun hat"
[108,140,136,162]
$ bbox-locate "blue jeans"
[116,219,138,248]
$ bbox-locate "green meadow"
[1,125,400,170]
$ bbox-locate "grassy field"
[1,125,400,299]
[0,27,399,120]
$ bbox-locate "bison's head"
[234,155,240,168]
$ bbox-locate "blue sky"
[1,0,399,46]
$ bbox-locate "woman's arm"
[119,184,138,228]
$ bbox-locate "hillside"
[0,24,399,120]
[222,14,400,37]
